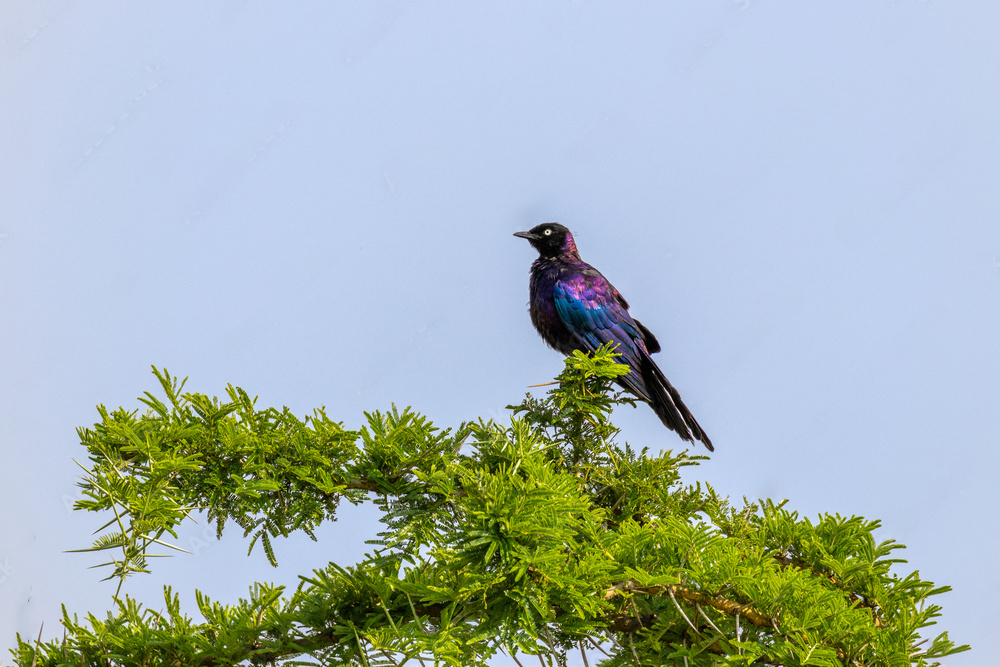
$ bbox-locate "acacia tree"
[14,347,967,666]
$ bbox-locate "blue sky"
[2,2,998,662]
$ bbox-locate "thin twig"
[668,587,701,637]
[543,624,559,666]
[405,593,428,634]
[736,613,742,653]
[696,603,724,636]
[628,596,644,628]
[627,633,641,666]
[350,624,371,667]
[30,622,43,667]
[579,639,591,667]
[587,636,612,657]
[679,541,696,570]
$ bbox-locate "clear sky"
[2,2,998,663]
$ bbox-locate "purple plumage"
[514,223,713,451]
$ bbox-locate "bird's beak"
[513,231,538,241]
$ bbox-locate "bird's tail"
[638,355,714,452]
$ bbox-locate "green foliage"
[13,346,968,666]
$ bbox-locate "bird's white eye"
[543,229,552,236]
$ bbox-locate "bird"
[514,223,713,451]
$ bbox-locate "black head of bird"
[513,223,576,259]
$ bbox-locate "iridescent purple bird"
[515,223,713,451]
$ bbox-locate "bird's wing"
[611,283,661,353]
[552,271,654,402]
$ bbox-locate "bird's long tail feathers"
[638,355,714,452]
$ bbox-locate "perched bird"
[514,223,713,451]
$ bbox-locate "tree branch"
[604,579,773,628]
